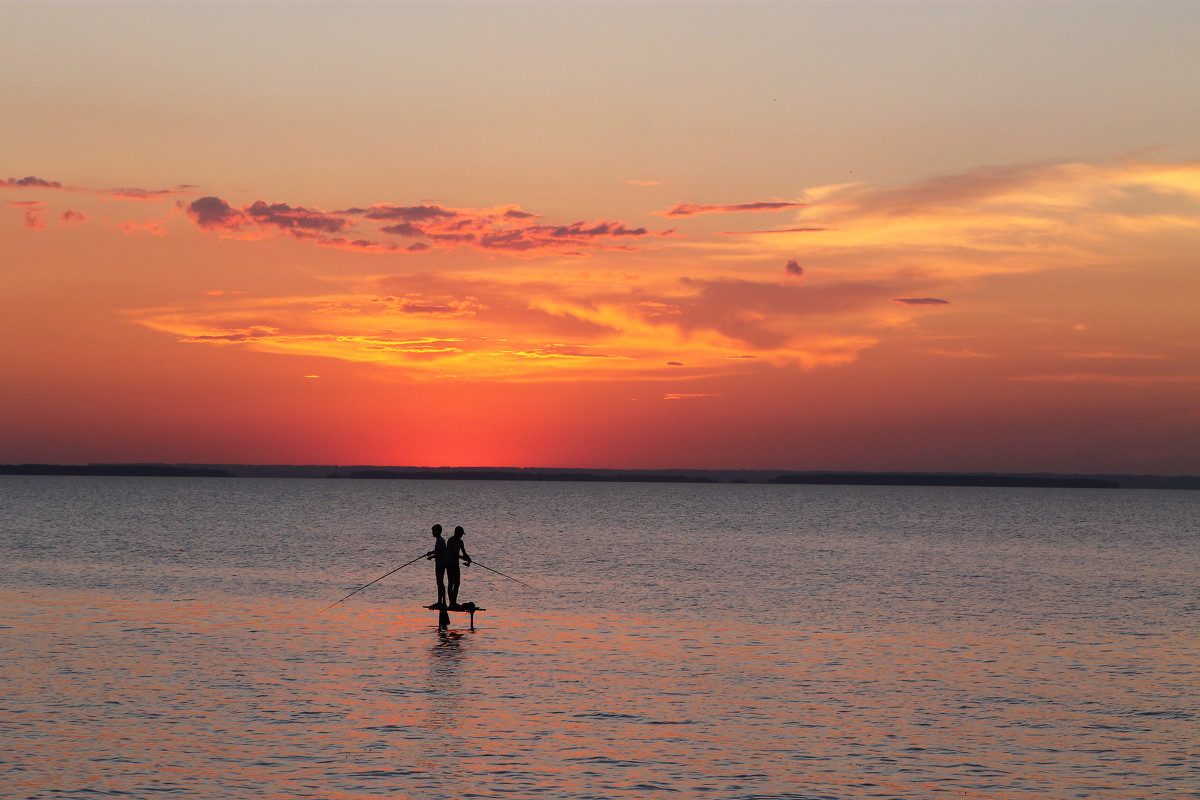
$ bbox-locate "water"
[1,476,1197,799]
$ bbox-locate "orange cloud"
[20,157,1192,395]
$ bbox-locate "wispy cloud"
[655,200,806,217]
[1011,373,1200,385]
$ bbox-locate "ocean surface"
[1,475,1196,800]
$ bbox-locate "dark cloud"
[667,276,909,349]
[360,204,458,222]
[785,259,803,278]
[399,301,461,314]
[380,222,425,237]
[658,200,806,217]
[667,361,684,366]
[428,232,477,243]
[184,190,668,257]
[244,201,351,234]
[2,176,62,189]
[60,210,87,224]
[891,297,950,305]
[480,230,542,251]
[187,196,243,231]
[182,326,279,343]
[547,221,648,238]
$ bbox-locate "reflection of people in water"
[424,524,447,607]
[446,525,472,607]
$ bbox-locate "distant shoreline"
[2,463,1197,489]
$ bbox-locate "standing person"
[424,524,447,608]
[445,525,472,608]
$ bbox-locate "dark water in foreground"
[1,476,1197,799]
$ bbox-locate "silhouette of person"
[424,524,448,608]
[445,525,472,608]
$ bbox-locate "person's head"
[453,526,465,537]
[432,524,443,536]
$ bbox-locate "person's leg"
[447,565,460,606]
[435,564,446,606]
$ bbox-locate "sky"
[2,0,1198,474]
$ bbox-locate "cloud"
[664,393,719,400]
[119,219,169,236]
[1010,373,1200,385]
[60,210,87,225]
[56,156,1199,386]
[625,179,662,187]
[315,237,401,254]
[656,200,806,217]
[22,208,47,230]
[356,204,459,222]
[186,196,243,231]
[244,200,352,235]
[717,227,828,236]
[183,193,668,257]
[2,176,195,200]
[185,196,351,238]
[104,187,195,201]
[379,222,424,237]
[1,176,62,189]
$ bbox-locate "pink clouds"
[892,297,949,305]
[186,193,671,257]
[22,207,47,230]
[656,200,806,217]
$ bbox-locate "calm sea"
[1,476,1196,799]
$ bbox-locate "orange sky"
[2,1,1198,473]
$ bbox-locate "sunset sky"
[3,0,1198,474]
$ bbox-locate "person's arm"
[461,545,472,566]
